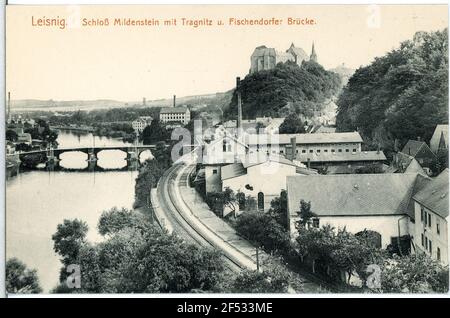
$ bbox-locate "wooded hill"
[224,61,341,120]
[336,29,448,152]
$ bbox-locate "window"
[302,150,306,153]
[421,207,424,222]
[338,149,342,152]
[425,236,428,249]
[345,149,350,152]
[353,149,357,152]
[324,149,328,152]
[317,149,320,153]
[421,234,424,247]
[257,192,264,211]
[212,169,218,175]
[429,240,432,255]
[309,150,313,153]
[312,218,320,228]
[438,247,441,261]
[437,221,440,235]
[428,214,432,227]
[331,149,335,153]
[296,150,299,153]
[280,150,284,154]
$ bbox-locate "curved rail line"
[155,164,245,272]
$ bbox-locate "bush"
[234,210,290,254]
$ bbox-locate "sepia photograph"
[2,2,449,300]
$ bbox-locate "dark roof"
[246,132,363,145]
[160,106,189,114]
[221,163,246,180]
[413,169,449,218]
[287,173,420,217]
[401,140,430,158]
[296,150,386,163]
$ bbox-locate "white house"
[202,133,248,193]
[412,169,448,265]
[132,116,153,133]
[286,173,427,248]
[221,154,317,211]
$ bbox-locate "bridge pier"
[87,152,98,162]
[126,151,139,161]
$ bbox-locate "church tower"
[310,42,317,63]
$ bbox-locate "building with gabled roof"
[202,132,248,193]
[400,139,436,168]
[430,124,449,154]
[412,169,448,265]
[295,150,386,174]
[286,173,429,248]
[222,154,317,211]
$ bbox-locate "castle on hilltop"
[249,42,318,74]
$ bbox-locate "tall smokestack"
[7,92,10,122]
[143,97,146,106]
[236,77,242,133]
[290,136,296,161]
[173,95,176,108]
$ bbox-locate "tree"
[15,143,32,152]
[98,207,152,236]
[268,190,289,230]
[336,29,448,152]
[52,219,89,268]
[152,141,171,169]
[232,264,291,293]
[134,159,165,208]
[141,120,169,145]
[52,210,227,294]
[6,258,42,294]
[6,129,18,142]
[224,61,341,120]
[234,210,290,253]
[295,200,316,228]
[380,253,449,293]
[204,188,239,217]
[279,113,306,134]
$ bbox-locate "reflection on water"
[6,130,150,292]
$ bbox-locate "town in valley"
[5,22,449,294]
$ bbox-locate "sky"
[6,4,448,101]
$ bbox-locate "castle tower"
[310,42,317,63]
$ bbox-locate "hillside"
[336,29,448,152]
[10,91,232,112]
[224,61,341,120]
[10,99,127,109]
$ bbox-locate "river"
[6,130,152,292]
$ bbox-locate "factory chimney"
[173,95,176,108]
[290,136,297,161]
[236,77,242,134]
[143,97,146,106]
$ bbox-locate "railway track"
[155,163,244,272]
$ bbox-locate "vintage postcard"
[3,3,449,298]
